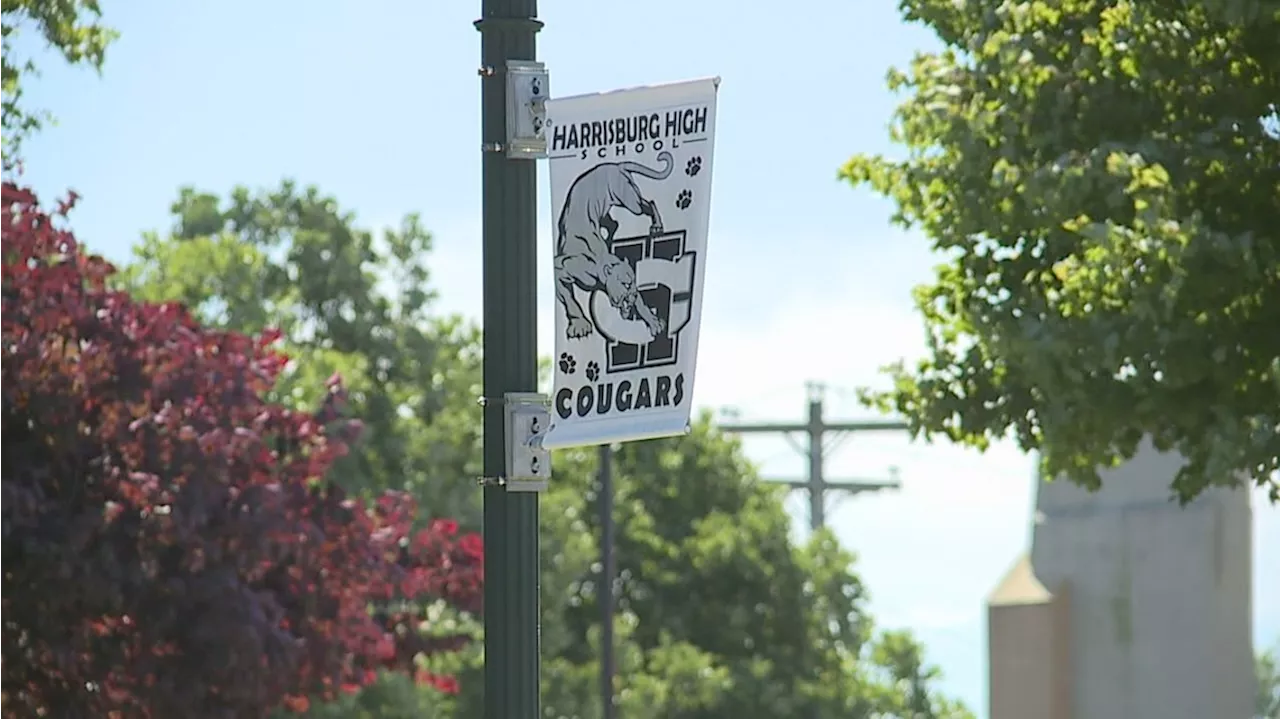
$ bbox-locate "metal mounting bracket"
[504,392,551,492]
[505,60,549,159]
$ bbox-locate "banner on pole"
[541,77,719,450]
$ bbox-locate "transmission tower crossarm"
[718,385,909,531]
[719,421,807,433]
[764,478,901,493]
[820,420,909,432]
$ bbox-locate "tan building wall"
[988,555,1072,719]
[988,439,1254,719]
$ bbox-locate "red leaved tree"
[0,182,484,717]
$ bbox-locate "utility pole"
[476,1,542,717]
[597,444,617,719]
[720,382,906,531]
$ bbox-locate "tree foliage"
[118,182,484,527]
[1196,0,1280,25]
[1260,643,1280,719]
[119,182,973,718]
[843,0,1280,502]
[521,420,974,719]
[1,182,482,717]
[120,183,491,716]
[1,0,117,159]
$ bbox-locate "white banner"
[542,77,719,450]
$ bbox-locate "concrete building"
[987,439,1255,719]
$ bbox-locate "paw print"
[685,156,702,177]
[675,189,693,210]
[585,361,600,382]
[558,352,577,374]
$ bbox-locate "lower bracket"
[504,392,551,493]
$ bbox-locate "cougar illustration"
[554,150,674,341]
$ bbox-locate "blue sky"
[15,0,1277,714]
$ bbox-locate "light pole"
[476,1,542,716]
[598,444,617,719]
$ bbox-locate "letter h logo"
[603,231,696,375]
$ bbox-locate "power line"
[720,381,907,531]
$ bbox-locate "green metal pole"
[475,2,542,718]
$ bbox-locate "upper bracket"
[505,60,549,159]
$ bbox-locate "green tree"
[525,419,974,719]
[2,0,117,159]
[443,466,737,719]
[1197,0,1280,25]
[1260,643,1280,719]
[843,0,1280,502]
[121,183,973,718]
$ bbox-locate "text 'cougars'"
[554,373,686,420]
